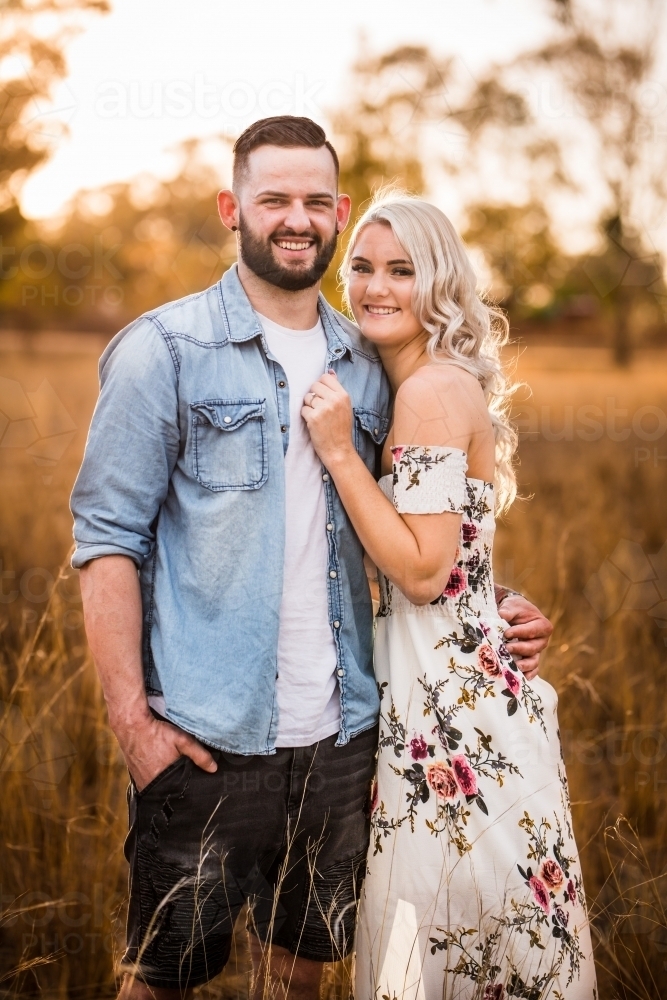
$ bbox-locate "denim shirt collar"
[217,263,353,362]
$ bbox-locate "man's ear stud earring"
[231,225,238,232]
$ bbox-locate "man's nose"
[282,200,312,233]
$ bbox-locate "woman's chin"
[356,318,400,345]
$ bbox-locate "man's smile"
[271,236,315,257]
[273,238,316,253]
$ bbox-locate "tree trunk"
[613,288,631,366]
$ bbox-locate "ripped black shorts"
[120,724,378,990]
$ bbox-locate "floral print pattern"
[378,452,495,619]
[355,448,596,1000]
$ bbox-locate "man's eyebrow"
[256,189,335,200]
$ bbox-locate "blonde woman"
[302,195,596,999]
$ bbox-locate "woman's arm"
[303,367,486,605]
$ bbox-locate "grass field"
[1,331,666,998]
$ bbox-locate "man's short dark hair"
[232,116,339,188]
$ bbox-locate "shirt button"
[337,668,344,677]
[322,473,330,482]
[278,380,286,388]
[281,425,287,432]
[223,416,232,424]
[374,428,379,435]
[333,620,340,628]
[329,570,337,579]
[326,523,333,531]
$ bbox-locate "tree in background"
[1,5,665,354]
[2,137,235,330]
[0,0,108,232]
[461,201,570,319]
[504,0,667,361]
[0,0,109,321]
[462,201,665,347]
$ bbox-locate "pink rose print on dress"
[540,858,565,890]
[391,446,404,461]
[503,668,521,696]
[462,522,478,544]
[443,566,467,598]
[426,763,458,800]
[529,875,551,914]
[478,645,502,677]
[566,879,577,904]
[451,755,478,796]
[409,735,429,760]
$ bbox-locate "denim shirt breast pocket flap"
[191,398,268,491]
[353,408,389,464]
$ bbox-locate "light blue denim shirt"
[71,264,391,754]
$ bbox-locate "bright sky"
[21,0,553,220]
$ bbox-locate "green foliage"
[0,4,666,360]
[510,0,666,361]
[0,139,236,330]
[463,202,569,318]
[463,202,666,345]
[0,0,109,225]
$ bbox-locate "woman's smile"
[364,304,401,315]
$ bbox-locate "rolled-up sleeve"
[70,317,180,569]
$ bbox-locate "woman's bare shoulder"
[393,364,486,447]
[395,364,485,418]
[401,362,483,396]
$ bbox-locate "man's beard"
[238,215,338,291]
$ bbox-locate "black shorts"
[121,724,378,990]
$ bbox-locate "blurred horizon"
[2,0,667,364]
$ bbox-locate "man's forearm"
[80,554,217,788]
[79,555,150,734]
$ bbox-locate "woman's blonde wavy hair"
[340,191,519,512]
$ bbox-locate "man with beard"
[71,117,553,1000]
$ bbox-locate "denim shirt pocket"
[353,407,389,469]
[191,398,268,491]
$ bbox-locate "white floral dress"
[355,446,597,1000]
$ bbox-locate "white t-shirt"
[258,312,340,747]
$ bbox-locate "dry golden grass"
[1,333,666,998]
